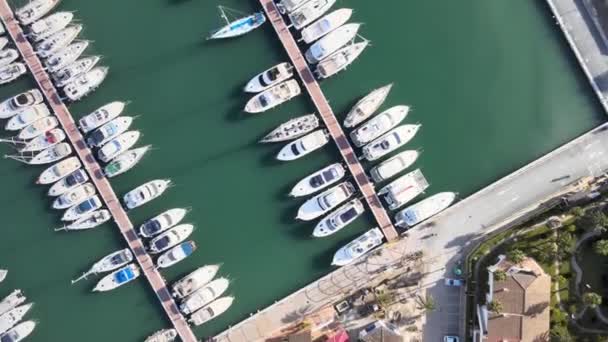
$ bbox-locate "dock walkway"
[0,2,197,341]
[260,0,399,241]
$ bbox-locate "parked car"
[444,336,460,342]
[444,278,463,287]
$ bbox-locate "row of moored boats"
[0,272,37,342]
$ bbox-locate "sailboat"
[72,248,133,284]
[0,270,6,283]
[207,6,266,40]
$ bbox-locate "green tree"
[493,270,507,282]
[565,224,577,233]
[416,295,436,312]
[583,292,603,309]
[590,211,608,228]
[594,239,608,256]
[570,206,584,218]
[506,249,525,264]
[551,324,574,342]
[557,232,574,250]
[488,300,503,314]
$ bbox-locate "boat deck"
[260,0,399,241]
[0,2,197,341]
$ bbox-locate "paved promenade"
[260,0,398,241]
[0,2,198,341]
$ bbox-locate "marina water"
[0,0,603,340]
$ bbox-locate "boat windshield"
[115,267,134,283]
[77,198,96,213]
[154,236,171,250]
[13,93,31,107]
[143,220,161,234]
[322,169,337,181]
[66,171,85,186]
[338,207,358,223]
[309,174,324,188]
[267,67,281,82]
[290,143,301,156]
[258,95,269,108]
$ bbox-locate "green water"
[0,0,603,340]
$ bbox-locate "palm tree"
[583,292,602,309]
[550,324,574,342]
[570,206,584,219]
[594,239,608,256]
[590,211,608,228]
[506,249,525,263]
[487,300,503,314]
[416,295,436,312]
[493,270,507,282]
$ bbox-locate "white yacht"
[296,182,355,221]
[277,0,311,13]
[139,208,188,238]
[57,209,111,231]
[172,265,221,299]
[0,291,26,316]
[180,277,230,315]
[289,0,337,30]
[37,156,81,185]
[0,303,34,335]
[19,117,58,140]
[276,130,329,161]
[48,168,88,196]
[93,264,140,292]
[53,55,101,87]
[313,199,364,237]
[0,320,36,342]
[36,24,82,58]
[86,116,134,148]
[0,38,9,51]
[45,40,89,73]
[148,224,194,254]
[378,169,429,210]
[331,227,383,266]
[63,66,108,101]
[315,40,368,79]
[16,0,61,25]
[301,8,353,44]
[0,89,44,119]
[51,183,96,210]
[344,84,393,128]
[5,104,50,131]
[19,128,65,153]
[362,124,421,161]
[0,50,20,68]
[71,248,133,284]
[260,113,319,143]
[0,63,27,85]
[395,192,456,228]
[305,23,360,64]
[30,11,73,41]
[189,296,234,326]
[244,62,294,93]
[97,130,140,163]
[145,329,177,342]
[370,150,419,183]
[290,163,345,197]
[157,241,197,269]
[79,101,126,133]
[350,106,409,147]
[0,271,6,284]
[123,179,171,210]
[61,195,102,221]
[244,79,301,113]
[103,145,150,178]
[22,142,72,165]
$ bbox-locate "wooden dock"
[260,0,399,241]
[0,2,198,341]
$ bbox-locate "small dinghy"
[0,290,26,316]
[395,192,456,228]
[296,182,355,221]
[48,168,88,196]
[139,208,189,238]
[52,183,96,209]
[19,128,65,152]
[5,104,50,131]
[6,142,71,165]
[289,163,345,197]
[244,62,294,93]
[180,277,230,315]
[145,329,177,342]
[370,150,419,183]
[79,101,127,134]
[0,320,36,342]
[0,63,27,85]
[71,248,133,284]
[313,199,364,237]
[86,116,133,148]
[0,303,34,335]
[0,50,20,68]
[300,8,353,44]
[157,241,197,269]
[350,105,409,147]
[189,296,234,326]
[30,11,73,41]
[97,131,140,163]
[36,24,82,58]
[344,84,393,128]
[172,264,221,299]
[304,23,360,63]
[362,124,421,161]
[57,209,111,231]
[36,156,80,184]
[93,264,140,292]
[260,114,319,143]
[62,195,102,221]
[332,227,384,266]
[276,130,329,161]
[103,145,150,178]
[207,6,266,40]
[0,89,44,119]
[148,224,194,254]
[289,0,337,30]
[0,270,6,283]
[53,55,101,87]
[63,66,108,101]
[123,179,171,210]
[45,40,90,73]
[244,79,301,113]
[18,116,58,140]
[16,0,61,25]
[315,40,368,79]
[0,38,9,51]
